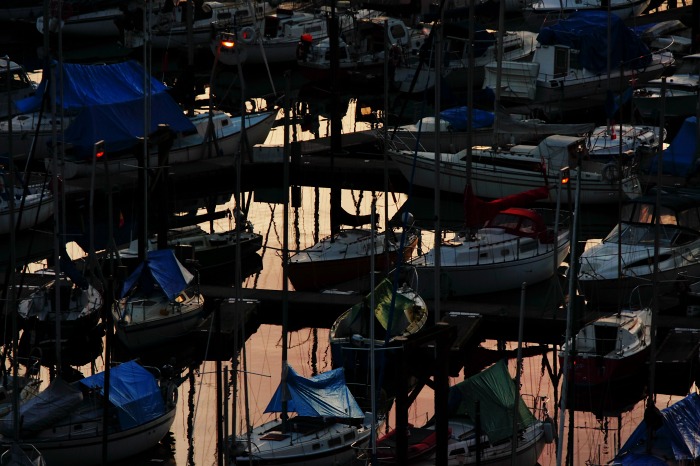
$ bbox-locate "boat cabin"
[0,58,35,119]
[486,208,551,242]
[605,186,700,247]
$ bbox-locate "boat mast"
[556,147,583,466]
[369,199,378,464]
[432,7,443,326]
[140,0,152,263]
[645,77,665,452]
[5,59,19,436]
[491,0,505,150]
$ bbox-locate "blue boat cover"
[439,107,495,131]
[265,365,364,420]
[536,11,652,74]
[121,249,194,301]
[80,360,167,430]
[15,60,195,158]
[614,393,700,464]
[648,116,698,177]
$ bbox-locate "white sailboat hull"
[27,407,176,465]
[0,186,54,235]
[390,148,642,204]
[231,417,372,466]
[51,110,277,179]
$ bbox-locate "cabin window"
[390,24,406,40]
[218,12,232,20]
[194,8,213,21]
[594,325,619,355]
[328,437,342,447]
[627,203,678,225]
[569,49,582,70]
[344,432,355,441]
[553,46,569,78]
[519,218,537,234]
[674,230,699,246]
[520,240,537,254]
[679,207,700,230]
[658,207,678,225]
[0,70,31,91]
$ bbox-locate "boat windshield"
[603,222,699,247]
[621,201,697,227]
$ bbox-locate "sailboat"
[11,60,277,179]
[229,83,373,465]
[487,11,675,113]
[329,277,429,400]
[559,307,653,387]
[288,220,418,292]
[389,133,644,203]
[228,365,373,465]
[113,249,207,352]
[364,360,555,465]
[0,168,53,235]
[404,186,570,299]
[0,360,179,465]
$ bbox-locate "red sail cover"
[463,185,552,228]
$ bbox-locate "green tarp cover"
[449,359,536,443]
[349,278,414,337]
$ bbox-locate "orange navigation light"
[220,32,236,49]
[560,167,570,185]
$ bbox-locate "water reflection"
[8,172,697,466]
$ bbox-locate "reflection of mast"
[328,2,342,238]
[281,72,291,427]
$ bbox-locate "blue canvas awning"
[121,249,194,301]
[614,393,700,464]
[648,116,698,177]
[265,365,364,420]
[537,11,652,74]
[80,360,167,430]
[15,60,196,158]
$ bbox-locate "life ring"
[602,162,621,183]
[239,26,256,44]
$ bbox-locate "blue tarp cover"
[15,60,195,158]
[648,116,698,177]
[265,365,364,420]
[614,393,700,464]
[121,249,194,301]
[80,360,167,430]
[536,11,652,74]
[439,107,495,131]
